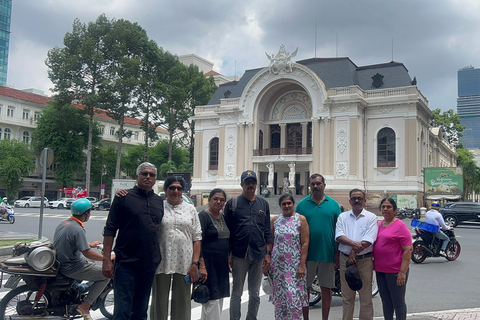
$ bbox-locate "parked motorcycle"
[309,267,379,306]
[396,208,420,220]
[0,242,113,319]
[411,225,461,263]
[0,205,15,224]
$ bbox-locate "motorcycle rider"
[53,198,112,320]
[1,197,8,219]
[425,202,453,255]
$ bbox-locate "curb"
[0,232,49,257]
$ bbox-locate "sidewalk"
[403,308,480,320]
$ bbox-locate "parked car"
[85,197,98,203]
[93,198,111,211]
[439,202,480,227]
[48,198,75,209]
[14,196,49,208]
[65,198,76,210]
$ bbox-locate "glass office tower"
[457,67,480,149]
[0,0,11,86]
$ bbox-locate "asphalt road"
[2,208,479,319]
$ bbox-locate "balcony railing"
[253,147,312,156]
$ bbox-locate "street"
[1,208,480,319]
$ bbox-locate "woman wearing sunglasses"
[150,176,203,320]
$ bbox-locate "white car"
[48,198,75,209]
[14,196,49,208]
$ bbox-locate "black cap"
[345,262,363,291]
[191,282,210,304]
[241,170,257,182]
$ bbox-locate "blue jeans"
[113,263,156,320]
[230,256,263,320]
[435,230,450,250]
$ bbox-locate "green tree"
[98,19,151,179]
[0,140,35,200]
[456,147,480,200]
[91,146,117,187]
[32,99,100,188]
[136,43,177,161]
[46,14,113,195]
[178,64,217,164]
[431,108,465,147]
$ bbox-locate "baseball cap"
[241,170,257,182]
[345,262,363,291]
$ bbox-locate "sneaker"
[439,250,446,256]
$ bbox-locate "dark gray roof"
[207,57,414,105]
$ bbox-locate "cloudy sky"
[8,0,480,112]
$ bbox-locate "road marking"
[12,212,107,220]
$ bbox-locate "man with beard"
[296,173,341,320]
[224,170,273,320]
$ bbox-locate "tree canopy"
[0,140,35,200]
[32,99,100,188]
[431,108,465,147]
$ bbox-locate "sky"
[7,0,480,112]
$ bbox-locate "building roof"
[0,85,167,132]
[207,57,414,105]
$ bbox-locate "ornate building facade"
[191,46,457,208]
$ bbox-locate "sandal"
[76,308,93,320]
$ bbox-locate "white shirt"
[425,209,451,230]
[335,208,378,255]
[157,201,202,275]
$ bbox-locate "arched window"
[209,137,219,170]
[377,128,396,167]
[23,131,30,144]
[4,128,11,140]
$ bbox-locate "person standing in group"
[295,173,341,320]
[102,162,164,320]
[269,193,309,319]
[198,188,230,320]
[335,189,378,320]
[425,202,453,255]
[373,198,413,320]
[151,176,203,320]
[224,170,273,320]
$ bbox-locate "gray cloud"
[8,0,480,111]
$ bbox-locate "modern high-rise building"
[457,66,480,149]
[0,0,12,86]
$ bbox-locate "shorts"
[306,261,335,288]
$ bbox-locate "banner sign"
[424,167,463,196]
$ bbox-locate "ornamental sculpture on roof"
[265,45,298,74]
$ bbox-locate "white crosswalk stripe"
[12,212,107,220]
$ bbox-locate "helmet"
[431,202,440,209]
[71,198,92,216]
[2,197,7,202]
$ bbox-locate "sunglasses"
[140,172,156,178]
[168,186,183,191]
[243,179,257,185]
[350,197,364,202]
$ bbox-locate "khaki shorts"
[306,261,335,289]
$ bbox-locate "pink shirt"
[373,219,412,273]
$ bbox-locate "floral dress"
[270,213,308,319]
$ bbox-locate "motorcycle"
[396,207,420,220]
[0,205,15,224]
[0,242,114,320]
[309,267,379,306]
[411,226,461,263]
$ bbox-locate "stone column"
[302,122,308,149]
[280,123,286,149]
[266,163,274,196]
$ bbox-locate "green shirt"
[296,194,341,262]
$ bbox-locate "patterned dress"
[270,213,308,319]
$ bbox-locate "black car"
[439,202,480,227]
[94,198,111,211]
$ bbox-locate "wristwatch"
[267,251,272,256]
[191,261,200,267]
